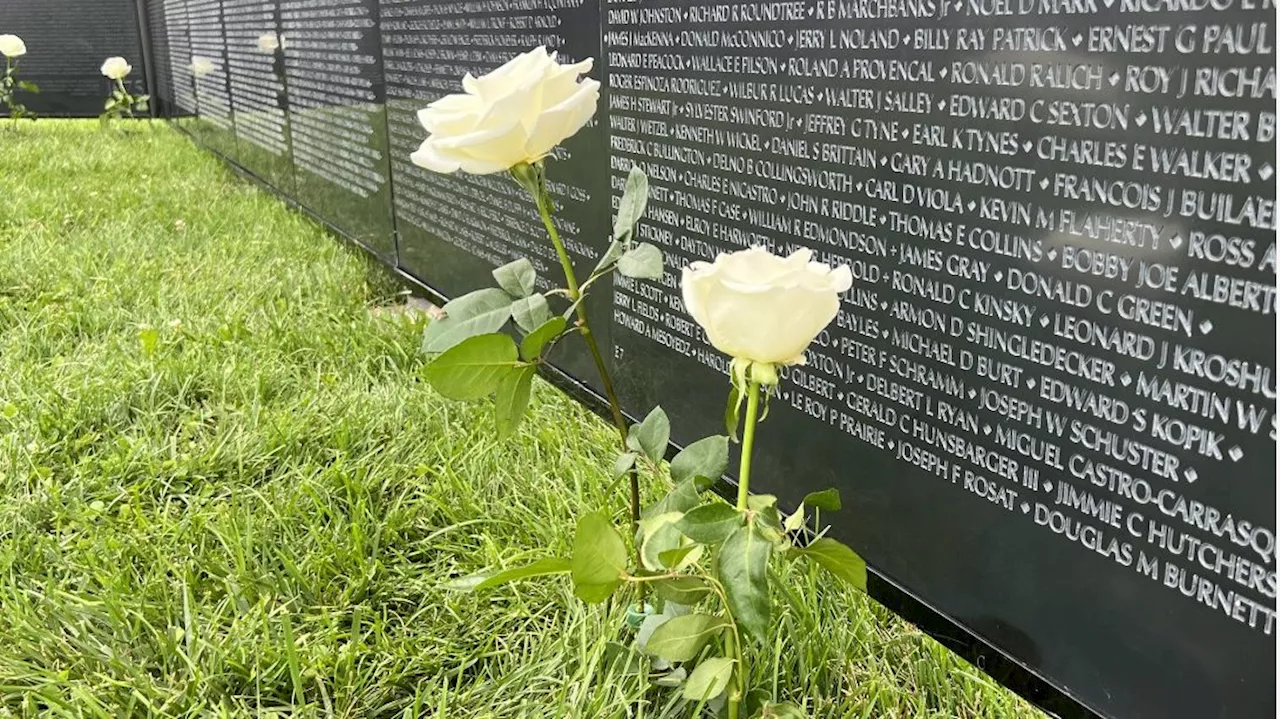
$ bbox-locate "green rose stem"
[736,379,763,510]
[6,58,15,129]
[516,162,644,586]
[726,377,763,719]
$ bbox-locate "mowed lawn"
[0,121,1041,718]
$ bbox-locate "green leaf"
[626,406,669,464]
[683,657,735,702]
[421,288,512,354]
[801,488,841,512]
[424,333,520,400]
[519,316,566,361]
[784,504,806,533]
[653,576,710,605]
[759,701,808,719]
[670,435,729,484]
[725,384,745,442]
[657,544,702,570]
[747,494,778,511]
[510,294,551,333]
[444,558,570,592]
[616,243,664,280]
[639,512,685,572]
[794,538,867,592]
[614,165,649,241]
[611,452,637,480]
[752,502,786,543]
[644,614,728,663]
[718,524,772,643]
[494,365,535,439]
[592,239,626,275]
[676,502,743,545]
[570,512,628,603]
[492,257,536,298]
[644,478,703,519]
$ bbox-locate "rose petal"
[524,79,598,159]
[409,139,462,174]
[828,264,853,293]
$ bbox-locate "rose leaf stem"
[530,181,630,468]
[526,170,645,598]
[736,379,762,511]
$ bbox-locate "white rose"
[682,246,853,366]
[256,32,279,52]
[0,34,26,58]
[190,56,215,77]
[410,46,600,174]
[101,56,131,80]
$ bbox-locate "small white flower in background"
[190,56,215,77]
[410,46,600,175]
[256,32,280,52]
[101,56,131,80]
[682,246,853,366]
[0,34,26,58]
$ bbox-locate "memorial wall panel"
[223,0,294,192]
[145,0,177,115]
[378,0,612,387]
[161,0,200,118]
[281,0,395,258]
[601,2,1276,718]
[185,0,241,159]
[0,0,147,117]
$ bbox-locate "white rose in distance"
[682,246,853,366]
[256,32,280,52]
[410,46,599,174]
[0,34,26,58]
[101,56,131,80]
[190,56,215,77]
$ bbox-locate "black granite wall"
[0,0,148,116]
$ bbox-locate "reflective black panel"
[144,0,176,115]
[0,0,146,117]
[223,0,293,193]
[159,0,199,119]
[184,0,240,160]
[379,0,611,389]
[280,0,395,259]
[600,3,1277,719]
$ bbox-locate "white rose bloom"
[410,46,600,175]
[190,56,215,77]
[0,34,27,58]
[256,32,279,52]
[682,247,853,366]
[101,56,131,80]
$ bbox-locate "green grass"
[0,120,1041,718]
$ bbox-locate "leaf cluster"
[451,405,866,717]
[100,82,150,123]
[1,60,38,121]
